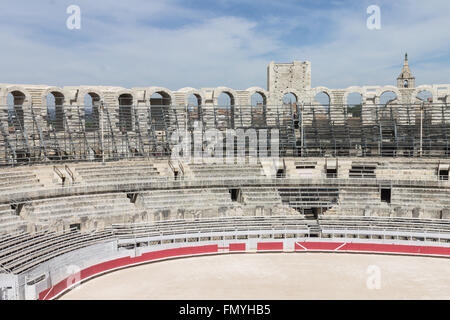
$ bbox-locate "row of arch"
[5,89,270,109]
[3,85,449,137]
[4,85,449,110]
[4,88,444,131]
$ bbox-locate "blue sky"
[0,0,449,90]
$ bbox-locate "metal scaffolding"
[1,102,450,166]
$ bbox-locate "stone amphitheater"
[1,56,450,300]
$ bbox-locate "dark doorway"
[70,223,81,231]
[439,169,449,181]
[230,189,240,202]
[326,168,337,178]
[276,169,285,178]
[381,188,391,203]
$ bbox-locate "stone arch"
[213,87,237,129]
[377,86,400,96]
[313,91,331,106]
[344,89,364,119]
[76,88,105,105]
[212,87,237,106]
[311,87,332,100]
[247,87,268,127]
[279,88,301,105]
[246,87,268,106]
[147,87,175,106]
[3,86,32,105]
[282,92,298,110]
[147,87,174,133]
[343,86,365,104]
[81,90,103,131]
[376,86,400,105]
[4,86,32,131]
[413,85,435,103]
[377,87,400,106]
[43,88,65,131]
[41,87,65,106]
[177,87,206,106]
[311,88,331,116]
[416,90,433,104]
[345,92,363,105]
[113,89,137,105]
[118,93,133,105]
[117,92,134,133]
[179,89,205,126]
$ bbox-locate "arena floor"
[60,253,450,300]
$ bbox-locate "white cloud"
[0,0,449,90]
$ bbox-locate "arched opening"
[416,90,434,134]
[346,92,363,118]
[7,91,25,131]
[118,94,133,132]
[313,92,330,107]
[379,91,397,106]
[187,93,202,126]
[282,93,297,106]
[84,92,100,131]
[46,92,65,131]
[404,80,409,88]
[282,93,298,124]
[150,92,171,131]
[417,90,433,104]
[251,92,267,126]
[150,92,171,106]
[313,92,331,124]
[217,92,235,129]
[378,91,398,156]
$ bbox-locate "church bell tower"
[397,53,415,89]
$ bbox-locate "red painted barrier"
[293,241,450,256]
[295,242,345,251]
[39,244,219,300]
[257,242,283,251]
[340,242,450,256]
[229,243,246,251]
[38,241,450,300]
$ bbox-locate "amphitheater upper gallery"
[1,56,450,301]
[1,55,450,162]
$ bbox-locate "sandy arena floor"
[60,253,450,300]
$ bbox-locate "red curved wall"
[38,241,450,300]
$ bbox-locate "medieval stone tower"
[267,61,311,104]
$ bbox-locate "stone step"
[29,203,134,217]
[27,199,133,213]
[28,193,129,205]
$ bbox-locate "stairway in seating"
[305,219,320,237]
[380,120,397,157]
[303,208,316,220]
[240,188,282,206]
[0,204,27,234]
